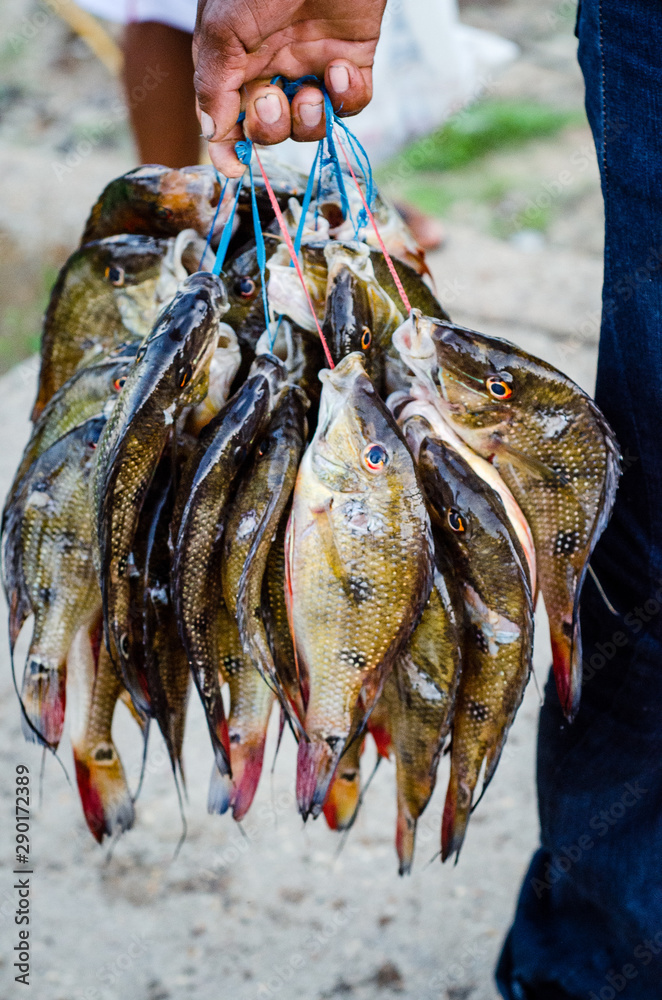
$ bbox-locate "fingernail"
[200,111,215,140]
[255,93,282,125]
[329,65,349,94]
[299,102,323,128]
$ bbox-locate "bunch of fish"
[1,155,620,872]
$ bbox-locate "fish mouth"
[393,310,437,370]
[316,351,369,436]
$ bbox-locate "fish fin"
[441,766,472,863]
[207,762,233,815]
[73,745,134,844]
[550,619,582,722]
[231,736,268,821]
[311,500,356,600]
[20,655,66,748]
[296,738,343,821]
[323,764,360,832]
[396,790,417,876]
[118,687,149,735]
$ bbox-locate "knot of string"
[208,76,412,365]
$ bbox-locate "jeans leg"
[497,2,662,997]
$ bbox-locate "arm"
[193,0,387,176]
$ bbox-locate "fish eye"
[257,437,272,458]
[105,265,125,287]
[113,376,127,392]
[234,276,256,299]
[447,507,465,532]
[361,326,372,350]
[135,347,146,363]
[119,633,129,658]
[486,375,512,399]
[363,443,389,472]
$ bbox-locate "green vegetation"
[389,99,582,174]
[0,264,56,375]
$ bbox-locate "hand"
[193,0,387,176]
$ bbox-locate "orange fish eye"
[235,276,256,299]
[105,265,125,287]
[361,326,372,350]
[447,507,465,532]
[363,443,388,472]
[113,376,127,392]
[486,376,512,399]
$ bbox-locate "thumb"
[192,19,247,176]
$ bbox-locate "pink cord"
[335,136,412,315]
[253,146,335,369]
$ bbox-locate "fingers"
[243,81,292,146]
[290,85,326,143]
[324,59,372,118]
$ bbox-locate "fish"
[1,416,107,748]
[405,422,534,861]
[262,513,304,716]
[133,457,191,779]
[67,613,135,843]
[322,729,364,832]
[255,319,325,425]
[81,164,227,243]
[321,241,403,392]
[93,271,228,713]
[389,380,537,594]
[231,386,310,724]
[397,310,620,720]
[10,343,139,511]
[33,232,194,419]
[207,601,275,820]
[301,242,450,325]
[172,354,288,776]
[378,566,462,874]
[187,322,241,434]
[287,352,434,819]
[224,233,282,358]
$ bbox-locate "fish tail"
[73,746,134,844]
[296,739,342,820]
[550,621,582,722]
[323,767,360,831]
[20,656,66,748]
[230,736,268,821]
[207,762,233,815]
[441,766,472,862]
[368,721,392,760]
[395,790,418,876]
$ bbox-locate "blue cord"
[200,171,229,269]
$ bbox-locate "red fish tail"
[323,768,360,832]
[296,739,342,820]
[231,736,268,821]
[20,658,66,748]
[551,623,581,722]
[73,749,134,844]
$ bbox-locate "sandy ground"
[0,1,604,999]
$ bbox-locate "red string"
[335,136,412,315]
[252,147,335,369]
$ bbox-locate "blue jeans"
[497,2,662,998]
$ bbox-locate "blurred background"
[0,2,602,999]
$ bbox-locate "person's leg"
[497,2,662,997]
[123,21,200,168]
